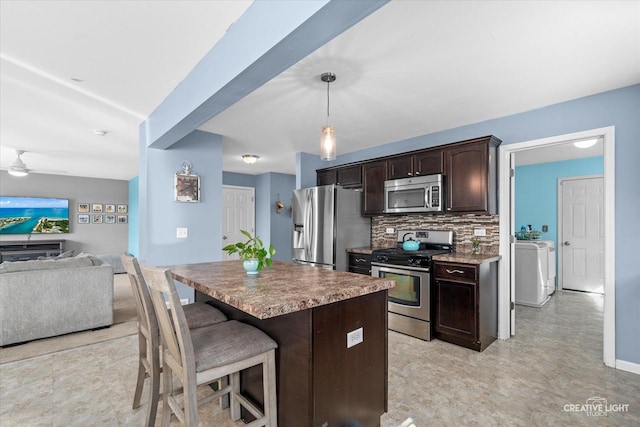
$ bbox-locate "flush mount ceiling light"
[93,129,108,136]
[574,138,599,148]
[8,150,29,177]
[320,72,337,161]
[242,154,260,164]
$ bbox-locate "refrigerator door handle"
[305,190,313,260]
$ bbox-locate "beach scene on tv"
[0,197,70,234]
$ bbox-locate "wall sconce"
[275,193,286,214]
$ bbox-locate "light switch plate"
[176,227,188,238]
[347,327,363,348]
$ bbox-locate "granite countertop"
[432,253,501,265]
[346,247,375,255]
[346,245,394,254]
[167,260,395,320]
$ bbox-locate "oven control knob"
[378,255,388,263]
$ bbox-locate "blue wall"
[298,84,640,365]
[138,130,223,302]
[223,171,295,262]
[223,172,256,187]
[127,176,139,256]
[515,156,604,252]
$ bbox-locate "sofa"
[0,253,114,346]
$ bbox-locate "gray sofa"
[0,253,114,346]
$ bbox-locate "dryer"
[515,240,553,307]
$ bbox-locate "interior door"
[222,186,255,261]
[559,176,604,293]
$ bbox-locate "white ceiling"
[1,1,638,180]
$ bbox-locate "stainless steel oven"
[371,229,453,341]
[371,263,432,340]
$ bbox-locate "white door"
[559,176,604,293]
[222,186,255,261]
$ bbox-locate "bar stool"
[121,254,228,427]
[140,264,278,427]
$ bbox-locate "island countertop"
[167,260,395,320]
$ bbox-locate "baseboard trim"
[616,359,640,375]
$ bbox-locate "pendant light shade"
[321,126,336,161]
[320,72,336,161]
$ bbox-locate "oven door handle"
[372,264,430,274]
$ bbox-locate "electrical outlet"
[176,227,188,238]
[347,327,363,348]
[473,228,486,237]
[542,225,548,232]
[386,227,395,234]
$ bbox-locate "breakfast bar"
[167,260,395,427]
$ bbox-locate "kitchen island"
[167,260,395,427]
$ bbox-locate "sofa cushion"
[37,250,75,260]
[0,256,94,273]
[75,252,104,266]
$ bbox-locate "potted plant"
[223,230,276,275]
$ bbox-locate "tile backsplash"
[371,214,500,255]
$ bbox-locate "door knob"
[564,241,570,245]
[223,235,228,240]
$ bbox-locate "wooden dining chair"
[120,254,228,427]
[140,264,278,427]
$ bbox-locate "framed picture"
[78,214,90,224]
[105,204,116,213]
[105,214,116,224]
[92,214,103,224]
[117,204,128,213]
[92,203,103,213]
[78,203,90,213]
[117,215,128,224]
[175,173,200,202]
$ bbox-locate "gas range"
[371,229,454,341]
[371,230,453,270]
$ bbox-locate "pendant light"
[320,72,336,161]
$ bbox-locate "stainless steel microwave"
[384,174,444,214]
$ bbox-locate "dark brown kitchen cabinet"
[362,160,387,215]
[432,260,498,352]
[348,253,372,275]
[317,169,336,186]
[387,149,443,180]
[317,165,362,187]
[336,165,362,187]
[443,136,501,214]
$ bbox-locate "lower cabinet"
[348,253,372,275]
[432,260,498,352]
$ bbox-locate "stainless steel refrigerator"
[292,185,371,271]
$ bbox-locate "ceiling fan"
[3,149,67,177]
[7,150,29,177]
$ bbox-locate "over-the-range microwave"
[383,174,444,214]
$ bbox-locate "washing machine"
[514,240,555,307]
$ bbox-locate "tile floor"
[1,290,638,426]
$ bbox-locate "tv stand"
[0,240,65,262]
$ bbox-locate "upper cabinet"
[362,160,387,215]
[316,165,362,187]
[315,135,500,216]
[317,169,337,186]
[444,136,501,214]
[387,149,443,180]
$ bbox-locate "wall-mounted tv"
[0,196,70,234]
